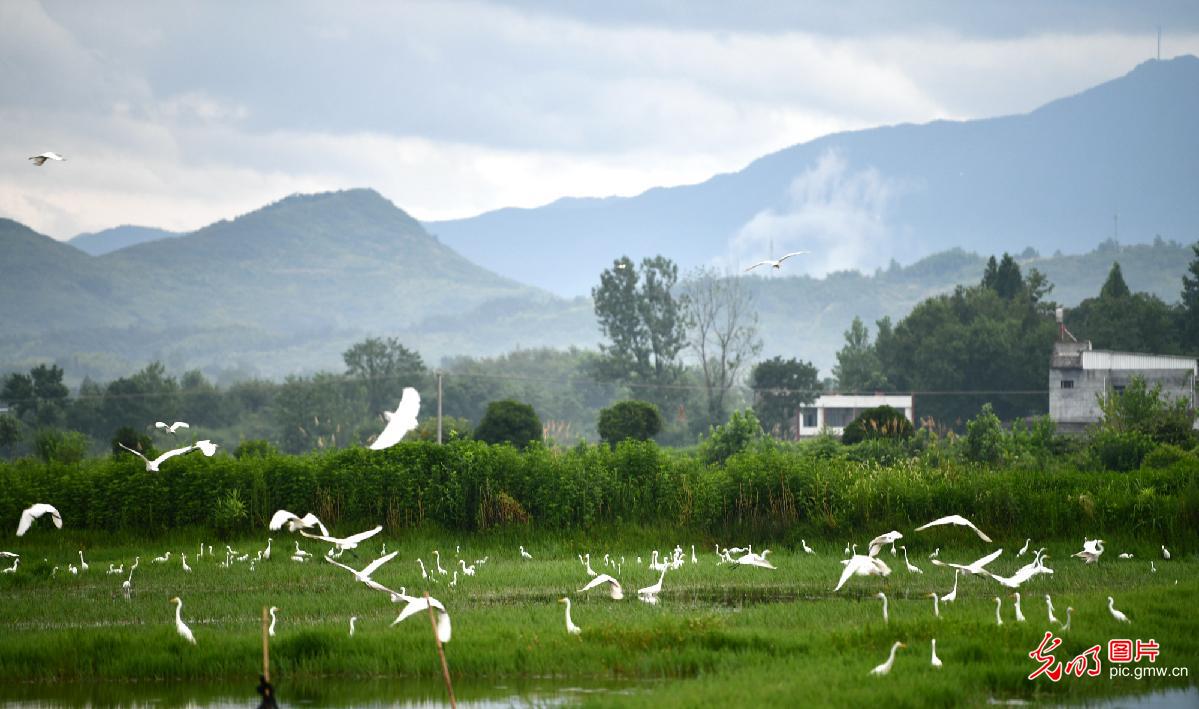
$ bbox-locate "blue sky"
[2,0,1197,239]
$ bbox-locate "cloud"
[726,150,901,276]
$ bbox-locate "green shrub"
[211,488,248,538]
[474,400,541,450]
[964,404,1004,464]
[1088,429,1156,472]
[1141,443,1196,470]
[233,439,279,459]
[111,426,154,459]
[841,405,914,445]
[410,417,472,442]
[33,429,90,465]
[597,400,663,446]
[1097,375,1196,446]
[700,410,764,465]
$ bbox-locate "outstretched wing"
[170,422,190,433]
[777,251,809,263]
[971,548,1004,570]
[152,444,196,467]
[117,443,149,463]
[343,525,384,545]
[369,387,421,450]
[299,512,329,536]
[577,574,620,593]
[269,509,299,531]
[29,156,47,166]
[193,440,218,456]
[359,550,399,578]
[744,261,773,272]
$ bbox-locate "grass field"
[0,526,1195,707]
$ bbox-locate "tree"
[1065,262,1181,355]
[101,362,180,433]
[841,405,914,445]
[750,356,820,437]
[981,253,1024,300]
[343,337,427,416]
[681,267,762,428]
[832,317,889,392]
[1096,375,1194,447]
[700,409,764,465]
[1179,244,1199,350]
[592,256,688,400]
[597,400,662,445]
[0,414,21,457]
[1,364,70,427]
[273,373,361,453]
[179,370,225,427]
[1100,262,1131,299]
[474,399,542,449]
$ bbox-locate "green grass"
[0,528,1195,707]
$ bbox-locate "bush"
[964,404,1004,464]
[111,426,154,459]
[1088,429,1156,472]
[1141,443,1195,470]
[701,410,764,465]
[33,429,90,465]
[841,405,914,445]
[1098,376,1196,447]
[597,400,663,446]
[474,400,542,450]
[411,417,472,442]
[234,439,279,459]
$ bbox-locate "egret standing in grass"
[1107,597,1131,623]
[876,592,889,623]
[994,597,1004,625]
[559,597,582,635]
[349,616,358,637]
[870,642,905,676]
[941,570,960,603]
[1046,594,1058,624]
[1011,592,1025,622]
[170,597,197,644]
[930,639,943,668]
[926,592,940,618]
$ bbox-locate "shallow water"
[1057,686,1198,708]
[0,676,644,708]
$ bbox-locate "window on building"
[801,409,817,428]
[1113,384,1126,394]
[1060,380,1074,389]
[825,408,854,427]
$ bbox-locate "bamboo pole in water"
[425,592,456,708]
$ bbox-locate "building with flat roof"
[1049,340,1197,433]
[794,394,914,438]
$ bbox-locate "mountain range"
[1,57,1197,384]
[428,56,1199,296]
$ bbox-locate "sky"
[2,0,1198,240]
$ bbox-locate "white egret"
[1016,539,1031,557]
[915,514,993,542]
[78,550,89,572]
[1011,592,1025,622]
[155,421,190,434]
[369,387,420,450]
[270,510,329,536]
[391,595,451,643]
[181,554,192,573]
[449,571,459,589]
[1,557,17,573]
[16,503,62,536]
[733,551,776,569]
[559,597,582,635]
[983,556,1053,589]
[931,639,943,668]
[69,564,78,575]
[1162,545,1171,560]
[691,545,697,564]
[0,551,17,558]
[745,251,809,272]
[520,545,533,560]
[152,552,171,564]
[170,597,197,644]
[1046,595,1058,624]
[876,592,889,623]
[870,642,905,676]
[1107,597,1131,623]
[941,570,960,603]
[583,553,597,577]
[193,439,218,457]
[638,566,668,598]
[1073,539,1105,564]
[263,538,272,560]
[292,541,310,559]
[300,525,383,554]
[28,152,65,166]
[577,573,624,600]
[1118,553,1134,559]
[433,550,447,575]
[1060,606,1073,631]
[929,548,940,559]
[107,563,122,576]
[834,555,892,592]
[326,550,399,590]
[802,539,814,554]
[867,531,903,558]
[844,542,851,556]
[994,597,1003,625]
[900,546,922,574]
[268,607,279,636]
[417,558,428,579]
[118,442,202,472]
[927,592,940,618]
[459,559,475,577]
[1151,561,1157,573]
[931,548,1003,576]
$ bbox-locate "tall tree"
[981,253,1024,300]
[342,337,427,416]
[1181,244,1199,350]
[681,268,762,428]
[1,363,69,427]
[100,362,180,433]
[1065,261,1180,354]
[1100,262,1131,299]
[750,356,820,437]
[832,317,889,392]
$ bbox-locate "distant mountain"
[428,56,1199,296]
[68,225,185,256]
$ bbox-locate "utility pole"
[436,370,443,444]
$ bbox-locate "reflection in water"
[0,676,644,708]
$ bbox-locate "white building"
[795,394,915,438]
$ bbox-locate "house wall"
[1049,367,1195,433]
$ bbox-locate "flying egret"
[559,597,582,635]
[733,551,776,569]
[269,510,329,536]
[193,439,218,457]
[870,642,905,676]
[931,639,943,668]
[369,387,420,450]
[1011,592,1025,622]
[1046,595,1058,624]
[982,555,1053,589]
[577,573,624,600]
[300,524,383,554]
[927,592,940,618]
[915,514,993,542]
[931,548,1003,576]
[900,546,922,574]
[835,555,892,592]
[867,531,903,558]
[876,592,889,623]
[155,421,190,434]
[745,251,809,272]
[118,442,202,472]
[391,595,451,643]
[994,597,1003,626]
[29,152,65,166]
[16,503,62,536]
[802,539,814,554]
[325,550,399,591]
[520,545,533,560]
[1016,539,1031,557]
[941,570,960,603]
[170,597,197,644]
[1107,597,1131,623]
[1073,539,1105,564]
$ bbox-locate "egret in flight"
[29,152,65,166]
[269,510,329,536]
[300,525,383,555]
[745,251,808,272]
[577,573,624,600]
[369,387,420,450]
[16,503,62,536]
[915,514,993,542]
[391,595,451,643]
[155,421,190,434]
